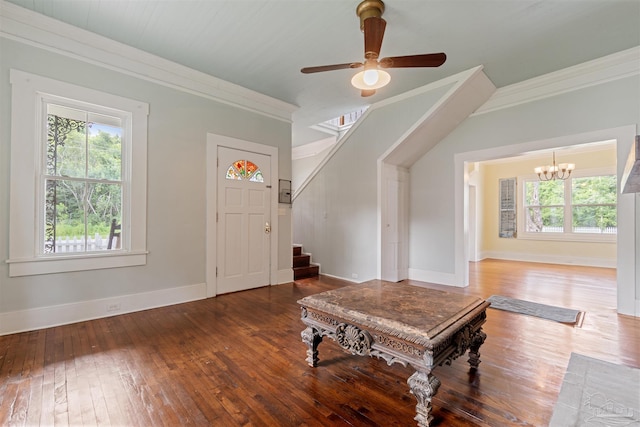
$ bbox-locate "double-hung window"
[520,168,617,242]
[43,101,125,254]
[8,70,149,276]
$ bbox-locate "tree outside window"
[9,69,148,276]
[524,180,565,232]
[523,174,616,236]
[44,104,123,253]
[571,176,617,234]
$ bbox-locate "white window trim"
[517,166,617,243]
[7,69,149,276]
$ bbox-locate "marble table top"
[298,281,488,347]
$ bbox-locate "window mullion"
[565,178,572,234]
[84,116,89,251]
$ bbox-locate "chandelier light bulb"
[534,152,575,181]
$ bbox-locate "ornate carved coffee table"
[298,281,489,427]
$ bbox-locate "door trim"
[206,134,279,297]
[379,162,409,282]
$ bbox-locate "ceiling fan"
[301,0,446,97]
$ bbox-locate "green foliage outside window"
[524,175,616,234]
[524,180,564,232]
[46,112,122,251]
[571,176,617,232]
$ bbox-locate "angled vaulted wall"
[292,67,495,282]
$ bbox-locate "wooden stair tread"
[293,264,320,280]
[293,254,311,268]
[293,245,318,280]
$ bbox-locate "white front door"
[217,146,271,294]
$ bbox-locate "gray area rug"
[486,295,581,324]
[550,353,640,426]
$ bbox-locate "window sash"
[40,97,127,256]
[519,171,617,241]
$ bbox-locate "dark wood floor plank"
[24,375,43,426]
[5,380,29,426]
[0,260,638,426]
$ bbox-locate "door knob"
[265,222,271,234]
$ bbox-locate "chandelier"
[534,152,575,181]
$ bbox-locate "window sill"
[517,233,616,244]
[7,251,148,277]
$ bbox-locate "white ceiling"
[6,0,640,145]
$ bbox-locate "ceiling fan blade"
[361,89,376,97]
[364,17,386,58]
[379,53,447,68]
[301,62,363,74]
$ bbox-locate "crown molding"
[473,46,640,116]
[0,0,297,123]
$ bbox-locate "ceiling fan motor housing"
[357,0,385,31]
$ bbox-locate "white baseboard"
[481,251,616,268]
[473,251,489,262]
[0,282,207,336]
[319,272,362,284]
[408,268,465,287]
[277,268,294,284]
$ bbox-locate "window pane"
[45,179,86,253]
[226,165,241,180]
[88,122,122,181]
[524,180,564,206]
[233,160,246,177]
[249,170,264,182]
[245,160,258,177]
[47,113,86,178]
[525,206,564,232]
[87,182,122,245]
[573,205,617,233]
[572,176,616,205]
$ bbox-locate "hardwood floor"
[1,259,638,426]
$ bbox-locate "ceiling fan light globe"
[351,70,391,90]
[363,69,379,86]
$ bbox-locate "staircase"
[293,245,319,280]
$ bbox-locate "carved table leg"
[301,326,322,367]
[467,328,487,370]
[407,370,441,427]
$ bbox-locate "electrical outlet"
[106,303,121,312]
[351,273,358,279]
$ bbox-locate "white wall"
[293,48,639,316]
[293,83,454,281]
[0,35,293,333]
[292,137,336,195]
[409,74,639,314]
